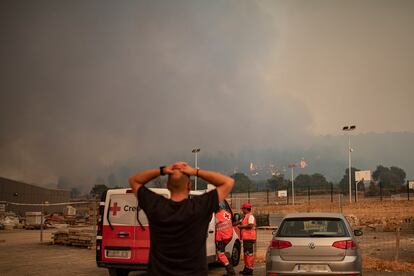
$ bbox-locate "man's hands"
[160,162,194,176]
[162,165,175,175]
[172,162,197,176]
[129,161,234,201]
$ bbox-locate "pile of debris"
[52,228,95,248]
[52,229,70,245]
[0,213,21,230]
[346,214,414,233]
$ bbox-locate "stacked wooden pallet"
[52,229,70,245]
[52,228,95,248]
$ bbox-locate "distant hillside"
[200,131,414,182]
[306,131,414,181]
[78,132,414,192]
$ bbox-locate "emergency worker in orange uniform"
[215,202,236,275]
[237,203,256,275]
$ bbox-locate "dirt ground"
[1,229,413,275]
[246,194,414,272]
[0,229,255,276]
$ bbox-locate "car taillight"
[271,239,292,249]
[332,240,356,249]
[268,273,279,276]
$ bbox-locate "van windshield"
[277,218,349,238]
[108,193,148,226]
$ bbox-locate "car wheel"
[108,268,130,276]
[231,241,241,266]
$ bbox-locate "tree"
[267,174,287,190]
[90,184,108,198]
[390,166,406,187]
[231,173,253,193]
[310,173,329,189]
[372,165,387,182]
[293,173,330,193]
[372,165,406,193]
[339,167,360,194]
[366,181,379,196]
[294,174,312,189]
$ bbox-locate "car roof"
[283,212,346,219]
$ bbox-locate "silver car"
[266,213,362,275]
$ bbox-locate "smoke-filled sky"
[1,0,413,186]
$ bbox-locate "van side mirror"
[354,229,363,236]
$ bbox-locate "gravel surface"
[1,229,413,276]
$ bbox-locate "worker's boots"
[239,267,253,275]
[224,263,236,275]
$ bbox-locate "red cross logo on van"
[110,202,121,216]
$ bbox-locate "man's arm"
[180,165,234,202]
[128,166,174,195]
[238,223,254,229]
[238,214,255,229]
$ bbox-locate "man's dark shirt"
[137,186,219,276]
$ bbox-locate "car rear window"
[277,217,349,237]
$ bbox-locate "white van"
[96,188,241,276]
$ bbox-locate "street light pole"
[288,164,296,205]
[192,148,200,190]
[342,125,356,203]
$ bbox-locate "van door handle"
[208,230,214,234]
[117,232,129,237]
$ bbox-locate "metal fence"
[229,187,412,209]
[228,191,414,264]
[1,200,98,243]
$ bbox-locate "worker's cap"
[241,203,252,209]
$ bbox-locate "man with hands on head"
[129,162,234,276]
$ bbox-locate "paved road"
[1,229,413,276]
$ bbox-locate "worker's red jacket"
[215,209,233,241]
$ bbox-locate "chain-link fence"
[0,199,99,244]
[229,186,412,209]
[228,191,414,265]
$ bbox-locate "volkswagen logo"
[308,242,315,249]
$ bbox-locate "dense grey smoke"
[0,1,413,189]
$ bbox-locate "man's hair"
[167,170,191,192]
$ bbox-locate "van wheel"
[108,268,130,276]
[231,241,241,266]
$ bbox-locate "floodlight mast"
[192,148,200,190]
[342,125,356,203]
